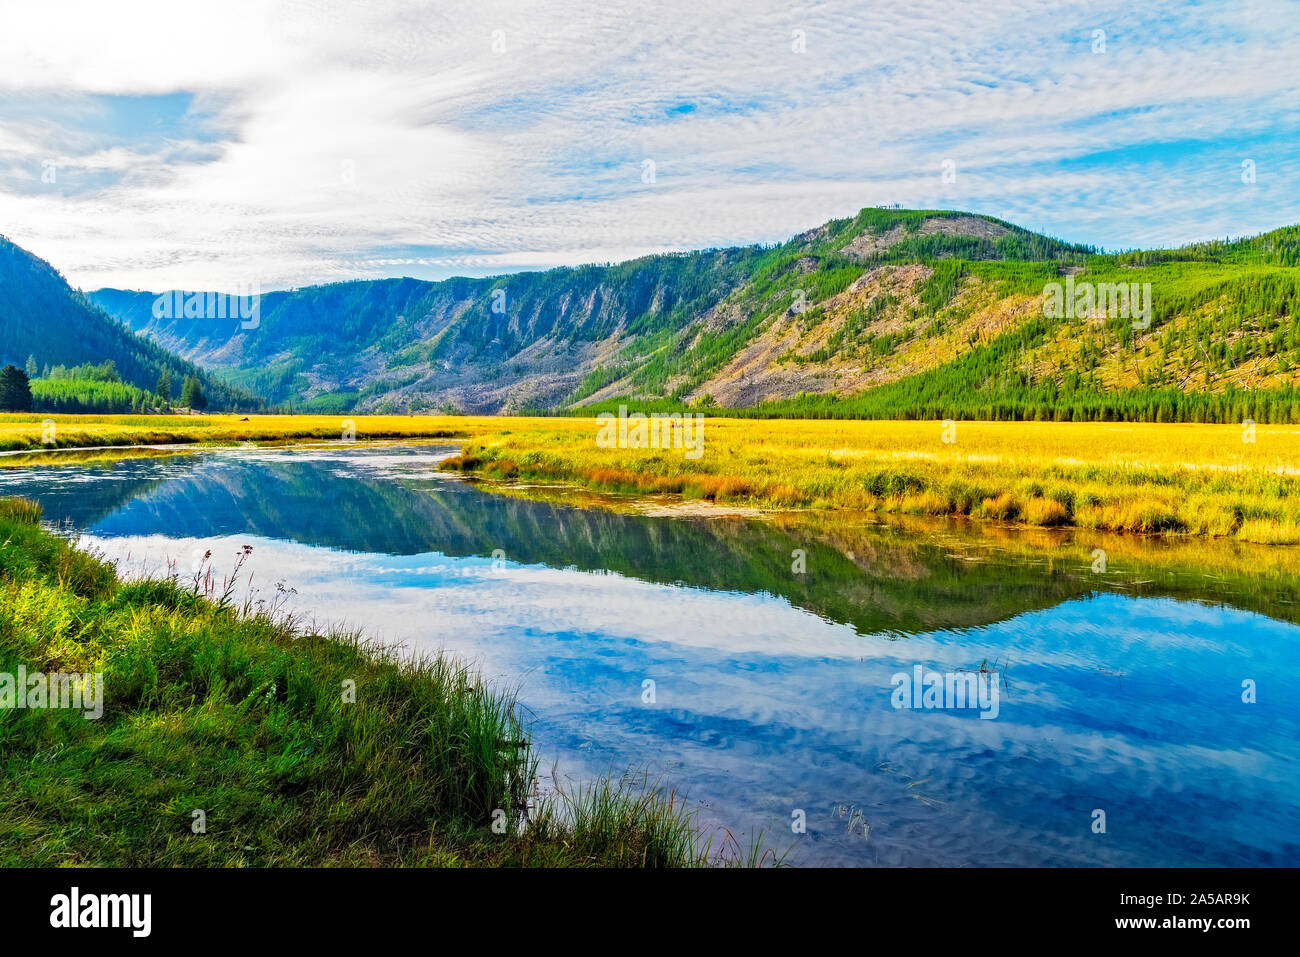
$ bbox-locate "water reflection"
[3,445,1297,866]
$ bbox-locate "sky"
[0,0,1297,292]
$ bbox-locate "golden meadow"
[4,412,1299,544]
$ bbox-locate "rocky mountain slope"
[87,209,1300,420]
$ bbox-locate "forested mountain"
[0,236,263,413]
[85,208,1300,422]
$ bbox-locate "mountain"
[0,235,263,412]
[88,208,1300,421]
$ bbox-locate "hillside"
[89,209,1300,421]
[0,236,263,413]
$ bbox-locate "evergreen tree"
[180,374,206,411]
[155,368,172,403]
[24,354,38,378]
[0,364,33,412]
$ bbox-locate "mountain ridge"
[0,235,263,412]
[69,207,1300,420]
[86,209,1093,413]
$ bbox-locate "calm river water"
[3,443,1296,866]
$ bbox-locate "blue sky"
[0,0,1297,291]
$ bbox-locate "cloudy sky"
[0,0,1297,292]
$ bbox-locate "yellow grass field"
[0,412,476,450]
[3,413,1299,542]
[443,416,1300,543]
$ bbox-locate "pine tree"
[155,369,172,404]
[0,365,33,412]
[180,374,206,411]
[25,354,38,378]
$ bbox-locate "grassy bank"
[441,417,1300,544]
[0,412,479,452]
[5,413,1299,543]
[0,498,711,867]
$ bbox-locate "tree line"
[0,357,207,414]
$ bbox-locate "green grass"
[0,497,724,867]
[437,416,1300,542]
[0,412,469,454]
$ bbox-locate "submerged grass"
[0,498,727,867]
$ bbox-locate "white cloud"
[0,0,1297,290]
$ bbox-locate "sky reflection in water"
[4,444,1297,866]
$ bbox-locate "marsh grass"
[440,418,1300,543]
[11,414,1299,543]
[519,774,790,867]
[0,498,714,867]
[0,412,467,454]
[524,776,705,866]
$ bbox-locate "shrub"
[442,454,483,471]
[902,491,951,515]
[1024,497,1071,526]
[979,492,1021,520]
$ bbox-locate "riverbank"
[0,412,477,452]
[4,413,1299,543]
[463,474,1300,627]
[0,497,713,867]
[442,417,1300,544]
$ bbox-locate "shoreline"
[3,412,1298,542]
[439,417,1300,544]
[0,496,736,868]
